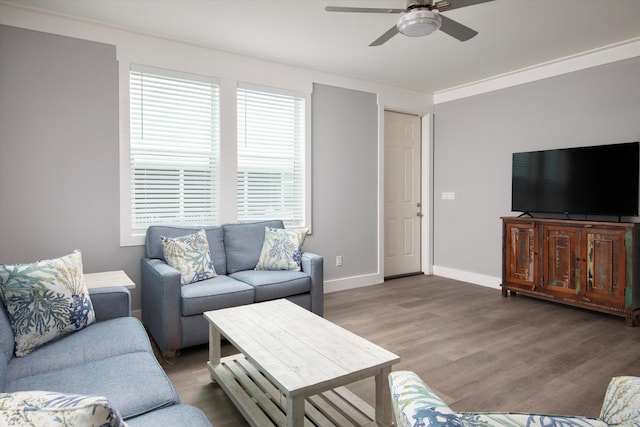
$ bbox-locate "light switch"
[442,192,455,200]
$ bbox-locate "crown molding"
[434,37,640,104]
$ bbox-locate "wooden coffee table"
[205,299,400,427]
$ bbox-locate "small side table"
[84,270,135,289]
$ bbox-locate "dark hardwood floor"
[160,275,640,426]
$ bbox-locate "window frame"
[120,64,221,246]
[119,64,312,247]
[236,82,312,231]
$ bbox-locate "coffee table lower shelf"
[208,354,379,427]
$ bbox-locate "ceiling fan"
[326,0,494,46]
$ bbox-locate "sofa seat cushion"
[181,275,254,316]
[389,370,610,427]
[458,413,607,427]
[5,352,178,420]
[6,317,151,383]
[126,404,212,427]
[231,270,311,302]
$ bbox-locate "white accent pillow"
[0,250,95,357]
[0,391,127,427]
[161,229,217,285]
[255,227,309,271]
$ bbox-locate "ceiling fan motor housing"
[397,10,442,37]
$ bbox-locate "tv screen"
[512,142,639,217]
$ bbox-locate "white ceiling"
[5,0,640,93]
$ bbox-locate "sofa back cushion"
[0,303,12,391]
[0,303,13,368]
[223,220,284,274]
[145,226,226,275]
[0,354,6,392]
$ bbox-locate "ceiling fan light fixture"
[397,10,442,37]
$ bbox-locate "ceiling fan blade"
[439,14,478,41]
[369,25,399,47]
[434,0,494,12]
[325,6,404,14]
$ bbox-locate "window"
[237,84,307,228]
[129,66,220,235]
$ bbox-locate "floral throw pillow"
[600,376,640,426]
[161,229,217,285]
[255,227,309,271]
[0,250,95,357]
[0,391,127,427]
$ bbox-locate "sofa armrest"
[141,258,182,354]
[88,286,130,321]
[389,371,460,427]
[600,376,640,425]
[301,252,324,316]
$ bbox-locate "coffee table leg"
[375,366,393,427]
[286,394,305,427]
[208,324,221,383]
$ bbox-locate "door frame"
[380,110,433,278]
[421,113,434,275]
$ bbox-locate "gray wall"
[0,25,145,310]
[433,56,640,280]
[0,26,381,312]
[309,84,378,281]
[0,26,142,308]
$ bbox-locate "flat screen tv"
[512,142,639,217]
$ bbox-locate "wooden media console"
[502,217,640,326]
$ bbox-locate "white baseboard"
[432,265,501,290]
[324,272,383,293]
[132,270,495,315]
[323,267,502,294]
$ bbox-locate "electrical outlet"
[336,255,343,267]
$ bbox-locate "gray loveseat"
[0,285,211,426]
[141,220,324,357]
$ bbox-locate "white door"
[384,111,422,278]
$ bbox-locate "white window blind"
[237,84,306,227]
[130,66,219,233]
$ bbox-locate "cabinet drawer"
[584,229,626,304]
[505,222,537,289]
[543,225,581,296]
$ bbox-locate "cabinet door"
[505,222,537,289]
[544,225,581,295]
[584,229,626,304]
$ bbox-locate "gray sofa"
[142,220,324,356]
[0,286,212,426]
